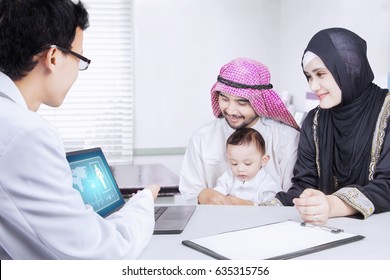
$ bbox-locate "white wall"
[133,0,280,149]
[132,0,390,174]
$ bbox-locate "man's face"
[218,92,259,129]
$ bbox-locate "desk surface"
[138,205,390,260]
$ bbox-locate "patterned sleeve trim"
[258,197,283,206]
[369,92,390,180]
[312,107,321,177]
[333,187,375,219]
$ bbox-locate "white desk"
[138,205,390,260]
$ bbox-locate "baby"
[214,127,282,205]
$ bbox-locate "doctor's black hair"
[0,0,89,80]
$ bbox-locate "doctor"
[0,0,159,259]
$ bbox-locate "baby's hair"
[226,127,266,154]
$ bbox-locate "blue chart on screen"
[67,148,125,217]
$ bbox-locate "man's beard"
[223,112,259,130]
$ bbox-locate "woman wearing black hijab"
[275,28,390,225]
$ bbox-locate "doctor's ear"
[41,47,60,71]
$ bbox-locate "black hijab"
[302,28,388,193]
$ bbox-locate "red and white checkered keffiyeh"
[210,58,299,130]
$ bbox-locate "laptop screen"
[66,147,125,217]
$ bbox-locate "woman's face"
[304,57,342,109]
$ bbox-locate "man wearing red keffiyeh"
[179,58,300,205]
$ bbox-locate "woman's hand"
[293,188,330,225]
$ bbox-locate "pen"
[300,222,344,234]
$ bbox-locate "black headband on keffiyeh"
[217,75,273,90]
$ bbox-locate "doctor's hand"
[144,184,160,200]
[293,188,330,225]
[198,188,232,205]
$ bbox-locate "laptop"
[111,164,180,197]
[66,147,195,234]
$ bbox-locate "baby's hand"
[226,195,254,205]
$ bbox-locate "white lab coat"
[0,72,154,259]
[214,168,282,204]
[179,118,299,203]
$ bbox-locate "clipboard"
[182,220,364,260]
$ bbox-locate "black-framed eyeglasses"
[50,45,91,71]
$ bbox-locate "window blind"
[38,0,134,165]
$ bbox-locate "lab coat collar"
[0,72,28,109]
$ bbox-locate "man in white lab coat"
[0,0,159,259]
[179,58,300,205]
